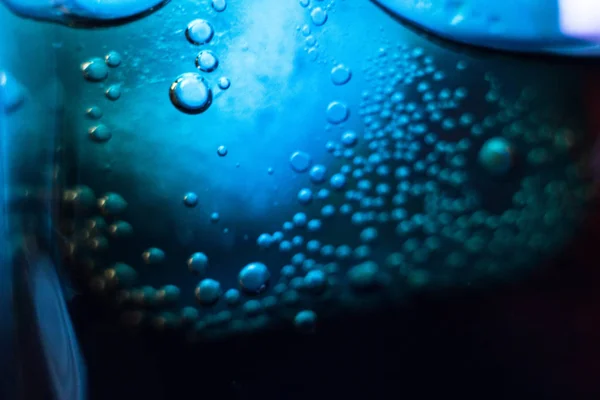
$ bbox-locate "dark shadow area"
[69,198,600,400]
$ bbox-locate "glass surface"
[1,1,600,399]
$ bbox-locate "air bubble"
[195,50,219,72]
[0,71,25,112]
[307,219,321,232]
[195,279,222,305]
[185,19,215,45]
[86,106,102,119]
[478,137,514,175]
[105,84,121,101]
[142,248,166,264]
[98,193,127,215]
[88,124,112,143]
[81,58,108,82]
[297,188,313,205]
[183,192,199,207]
[218,77,231,90]
[293,212,308,227]
[224,288,241,305]
[211,0,227,12]
[238,262,271,294]
[304,270,327,293]
[104,51,122,67]
[341,130,358,147]
[310,7,327,26]
[347,261,380,290]
[217,145,228,156]
[108,221,133,238]
[321,204,335,218]
[309,165,327,184]
[169,73,212,114]
[331,64,352,85]
[330,173,346,190]
[326,101,349,124]
[257,234,273,249]
[289,151,312,172]
[188,252,209,275]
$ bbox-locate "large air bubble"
[169,73,213,114]
[1,0,171,27]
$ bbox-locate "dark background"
[70,203,600,400]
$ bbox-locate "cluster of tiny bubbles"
[297,0,336,61]
[67,47,594,339]
[232,42,597,331]
[297,0,332,26]
[81,51,123,144]
[296,24,318,61]
[350,44,591,284]
[57,186,144,307]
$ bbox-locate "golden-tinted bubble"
[89,276,107,293]
[156,285,180,303]
[131,286,158,305]
[87,235,108,251]
[104,263,137,287]
[120,310,145,328]
[107,221,133,238]
[78,257,99,274]
[115,290,131,306]
[64,241,77,258]
[85,217,107,234]
[152,312,180,331]
[142,247,166,264]
[81,57,108,82]
[98,192,128,216]
[88,124,112,142]
[62,185,96,212]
